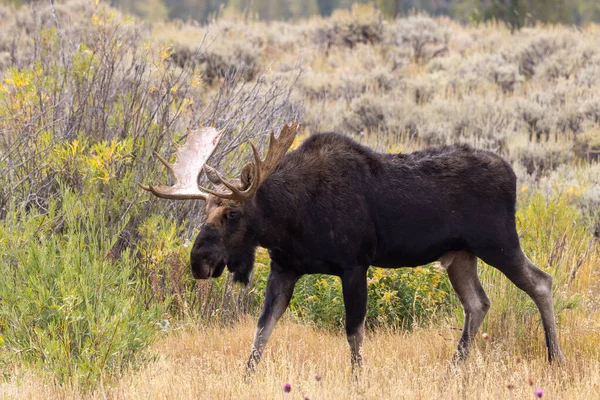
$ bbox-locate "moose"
[141,122,565,369]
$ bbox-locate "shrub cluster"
[0,0,298,387]
[315,4,384,51]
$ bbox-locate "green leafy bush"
[250,249,451,330]
[0,188,163,389]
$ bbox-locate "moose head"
[140,123,300,284]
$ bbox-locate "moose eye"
[226,210,240,221]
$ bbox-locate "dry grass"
[3,305,600,399]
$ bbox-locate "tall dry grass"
[3,311,600,399]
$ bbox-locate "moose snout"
[190,256,212,279]
[191,263,211,279]
[190,254,226,279]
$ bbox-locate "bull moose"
[140,122,565,369]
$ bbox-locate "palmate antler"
[140,122,300,202]
[139,127,223,200]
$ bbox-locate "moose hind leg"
[483,249,565,364]
[441,251,490,363]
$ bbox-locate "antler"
[201,122,300,201]
[139,127,223,200]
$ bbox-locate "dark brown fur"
[190,132,565,369]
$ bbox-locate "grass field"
[3,313,600,399]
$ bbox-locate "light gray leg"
[347,320,365,368]
[441,251,490,363]
[247,266,299,371]
[500,251,565,364]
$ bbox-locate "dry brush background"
[0,1,599,398]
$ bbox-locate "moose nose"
[191,261,211,280]
[191,268,210,280]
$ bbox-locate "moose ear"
[240,164,254,191]
[204,165,222,185]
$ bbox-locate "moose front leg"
[247,265,299,371]
[441,251,490,363]
[341,267,368,370]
